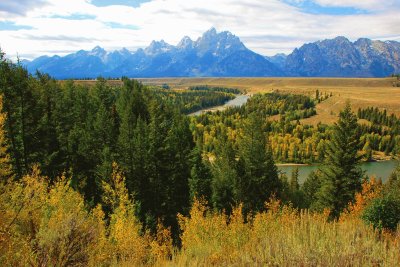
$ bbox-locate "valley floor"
[136,77,400,125]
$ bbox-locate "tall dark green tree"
[35,72,63,179]
[189,147,212,204]
[93,78,120,197]
[236,113,281,215]
[116,79,149,195]
[302,170,322,209]
[315,102,363,219]
[211,137,237,215]
[163,111,194,237]
[0,55,40,178]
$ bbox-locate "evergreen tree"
[130,117,151,224]
[236,113,281,215]
[288,167,305,208]
[189,147,212,204]
[315,102,363,219]
[290,167,300,192]
[164,112,194,239]
[211,137,237,214]
[302,170,322,209]
[35,72,63,179]
[116,80,147,195]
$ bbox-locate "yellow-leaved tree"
[0,94,12,180]
[102,162,148,265]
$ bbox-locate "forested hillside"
[1,52,400,266]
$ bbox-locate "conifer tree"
[290,167,300,192]
[302,170,323,209]
[189,147,212,204]
[236,113,281,215]
[211,138,237,215]
[315,102,363,218]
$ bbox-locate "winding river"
[189,94,250,116]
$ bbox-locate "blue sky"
[0,0,399,59]
[91,0,151,7]
[283,0,368,15]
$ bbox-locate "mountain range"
[24,28,400,78]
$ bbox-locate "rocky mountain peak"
[144,40,174,55]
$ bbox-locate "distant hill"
[24,29,400,78]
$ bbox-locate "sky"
[0,0,399,60]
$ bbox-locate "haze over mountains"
[24,28,400,79]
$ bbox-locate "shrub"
[362,195,400,231]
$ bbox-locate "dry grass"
[2,169,399,266]
[168,198,400,266]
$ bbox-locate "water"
[277,160,398,184]
[189,94,250,116]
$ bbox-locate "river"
[278,160,398,184]
[189,94,250,116]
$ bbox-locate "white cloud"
[0,0,49,16]
[0,0,399,60]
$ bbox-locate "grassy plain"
[74,77,400,125]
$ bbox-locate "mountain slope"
[284,36,400,77]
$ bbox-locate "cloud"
[0,0,399,60]
[0,0,49,16]
[21,34,100,42]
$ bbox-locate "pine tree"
[302,170,322,209]
[315,102,363,219]
[163,112,194,238]
[189,147,212,204]
[290,167,300,192]
[211,138,237,214]
[236,113,281,215]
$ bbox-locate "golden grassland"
[73,77,400,125]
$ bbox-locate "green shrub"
[362,195,400,231]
